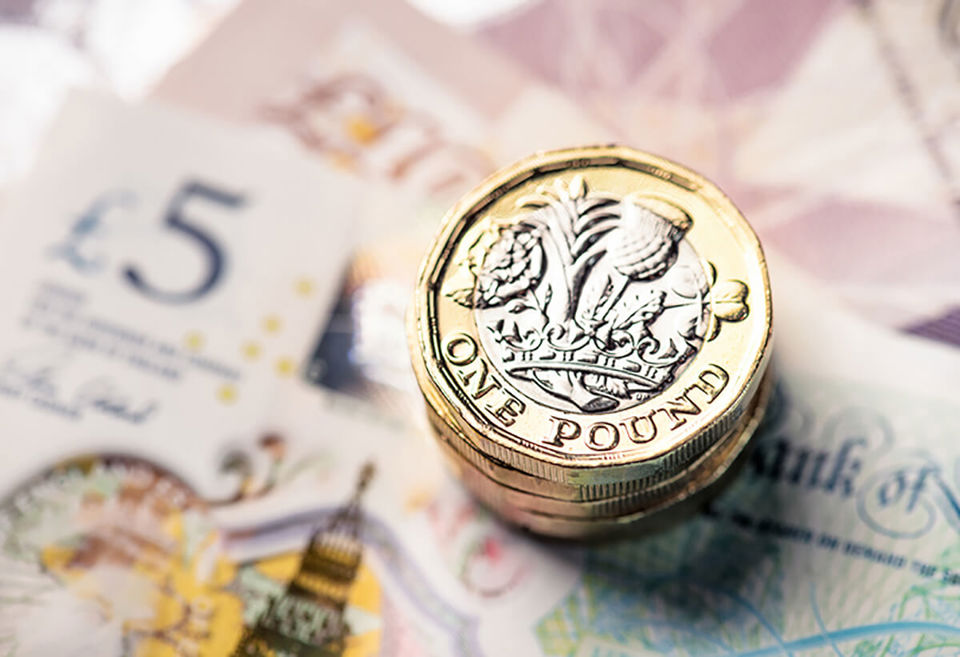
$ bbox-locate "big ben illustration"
[233,463,374,657]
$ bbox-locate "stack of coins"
[408,146,773,539]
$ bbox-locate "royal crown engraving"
[446,176,748,414]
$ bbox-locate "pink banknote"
[479,0,960,345]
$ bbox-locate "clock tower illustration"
[233,463,375,656]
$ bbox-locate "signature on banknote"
[0,345,158,423]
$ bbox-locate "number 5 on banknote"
[122,181,245,304]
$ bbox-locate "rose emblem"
[450,225,545,308]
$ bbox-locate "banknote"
[151,0,610,418]
[4,256,960,656]
[0,90,361,500]
[478,0,960,346]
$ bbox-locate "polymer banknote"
[0,90,361,498]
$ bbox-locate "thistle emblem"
[447,176,748,413]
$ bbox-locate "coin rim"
[474,371,773,538]
[433,372,771,517]
[440,369,772,519]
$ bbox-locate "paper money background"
[2,1,960,656]
[479,0,960,344]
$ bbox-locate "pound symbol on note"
[49,189,134,273]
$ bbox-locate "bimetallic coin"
[409,145,773,536]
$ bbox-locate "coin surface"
[410,145,773,486]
